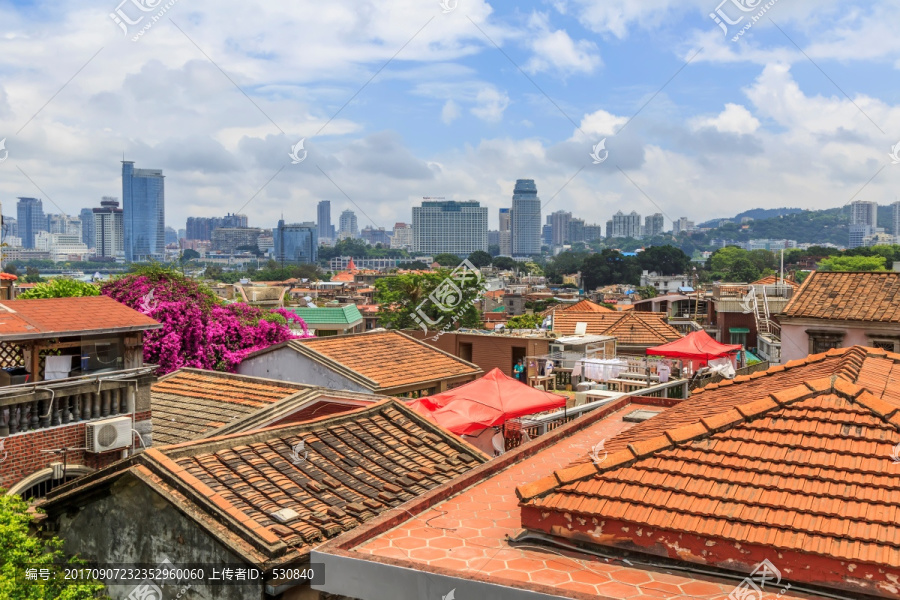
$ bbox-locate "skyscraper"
[274,220,318,264]
[567,218,585,244]
[16,197,45,249]
[611,211,642,238]
[186,217,218,241]
[412,200,488,255]
[645,213,665,237]
[498,208,512,256]
[93,197,124,259]
[892,201,900,241]
[549,210,571,246]
[317,201,332,242]
[221,213,248,228]
[849,200,878,249]
[339,210,358,239]
[122,161,165,262]
[80,207,96,248]
[511,180,541,257]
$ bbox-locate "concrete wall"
[408,331,548,378]
[780,323,878,363]
[238,348,369,393]
[56,473,259,600]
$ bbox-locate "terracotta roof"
[44,400,487,569]
[151,370,310,445]
[483,289,505,299]
[331,271,356,283]
[553,311,681,346]
[562,299,612,312]
[290,330,481,391]
[311,396,809,599]
[0,296,161,341]
[517,376,900,596]
[783,270,900,322]
[0,273,17,281]
[752,274,800,289]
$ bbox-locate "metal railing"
[0,367,155,437]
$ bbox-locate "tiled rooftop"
[46,400,486,566]
[317,397,810,599]
[553,311,681,346]
[287,304,363,326]
[151,370,309,445]
[518,376,900,596]
[782,270,900,322]
[562,299,612,312]
[294,330,481,391]
[0,296,161,341]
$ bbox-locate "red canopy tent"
[406,368,566,436]
[646,330,741,370]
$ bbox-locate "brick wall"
[408,331,549,378]
[0,410,151,491]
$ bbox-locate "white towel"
[44,355,73,381]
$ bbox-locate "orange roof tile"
[553,311,681,346]
[293,330,481,391]
[783,270,900,322]
[751,274,800,289]
[0,296,161,341]
[44,400,487,566]
[562,299,613,313]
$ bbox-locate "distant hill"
[697,207,804,229]
[695,207,849,246]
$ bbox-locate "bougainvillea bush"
[102,268,311,374]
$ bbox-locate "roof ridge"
[517,377,880,502]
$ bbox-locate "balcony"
[0,367,155,437]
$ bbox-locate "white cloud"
[690,103,760,135]
[441,99,460,124]
[524,13,601,75]
[470,87,510,122]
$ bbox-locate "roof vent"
[271,508,300,523]
[623,409,661,423]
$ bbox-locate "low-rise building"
[287,304,364,336]
[639,270,692,294]
[237,330,482,397]
[552,310,682,354]
[779,271,900,362]
[409,330,550,378]
[0,296,160,497]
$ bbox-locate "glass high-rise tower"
[511,179,541,257]
[317,201,332,242]
[16,197,45,249]
[122,161,165,262]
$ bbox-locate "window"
[806,330,844,355]
[870,339,899,352]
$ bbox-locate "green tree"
[506,313,543,329]
[466,250,492,268]
[23,267,41,284]
[0,493,104,599]
[374,270,484,331]
[492,256,518,271]
[432,253,462,267]
[487,244,500,257]
[819,255,887,271]
[181,249,201,261]
[638,245,691,276]
[3,264,17,276]
[544,251,586,284]
[730,258,761,282]
[17,279,100,299]
[581,250,641,290]
[636,285,658,299]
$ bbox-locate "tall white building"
[892,201,900,242]
[645,213,665,237]
[412,200,487,255]
[673,217,695,235]
[498,208,512,256]
[35,232,89,262]
[339,210,358,239]
[391,223,413,249]
[849,200,879,248]
[611,210,642,238]
[93,198,125,259]
[549,210,571,246]
[511,179,541,257]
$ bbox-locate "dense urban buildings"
[610,210,642,238]
[274,219,317,264]
[339,209,358,239]
[211,227,263,254]
[390,222,413,249]
[673,216,695,235]
[412,199,488,255]
[16,197,45,249]
[361,226,390,246]
[122,161,165,262]
[511,179,541,257]
[92,197,124,259]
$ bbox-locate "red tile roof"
[517,347,900,597]
[752,274,799,289]
[292,331,481,391]
[553,311,681,346]
[312,396,810,599]
[0,296,160,341]
[562,299,612,312]
[44,400,487,567]
[783,270,900,322]
[0,273,17,281]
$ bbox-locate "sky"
[0,0,899,233]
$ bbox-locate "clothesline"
[572,358,629,382]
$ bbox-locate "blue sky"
[0,0,898,232]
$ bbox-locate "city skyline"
[2,2,899,234]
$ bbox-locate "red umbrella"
[406,368,566,436]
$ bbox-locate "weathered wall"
[56,473,260,600]
[238,349,369,393]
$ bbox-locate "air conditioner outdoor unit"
[85,416,133,453]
